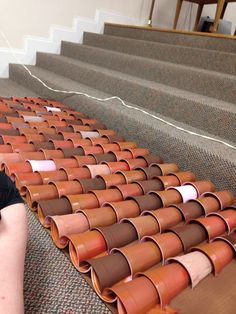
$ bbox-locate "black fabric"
[0,172,24,217]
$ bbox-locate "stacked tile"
[0,96,235,314]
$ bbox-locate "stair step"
[34,52,236,143]
[38,51,236,105]
[104,24,236,53]
[9,63,236,195]
[82,32,236,75]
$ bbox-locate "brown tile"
[95,223,138,251]
[171,201,204,222]
[77,177,106,193]
[37,198,72,228]
[170,223,207,252]
[88,252,130,292]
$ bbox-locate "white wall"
[0,0,235,50]
[0,0,145,48]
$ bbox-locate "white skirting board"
[0,10,139,78]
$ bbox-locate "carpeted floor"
[0,79,37,97]
[24,206,110,314]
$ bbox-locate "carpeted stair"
[8,24,236,195]
[104,24,236,52]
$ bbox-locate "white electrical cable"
[0,29,235,151]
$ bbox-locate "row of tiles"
[93,233,236,313]
[39,196,236,314]
[35,192,236,313]
[1,96,235,314]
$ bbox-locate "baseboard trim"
[0,10,139,78]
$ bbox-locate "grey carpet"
[104,24,236,53]
[24,206,110,314]
[34,53,236,142]
[82,32,236,75]
[49,41,236,141]
[36,51,236,105]
[0,79,37,97]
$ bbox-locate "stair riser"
[82,33,236,76]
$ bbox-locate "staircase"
[7,23,236,195]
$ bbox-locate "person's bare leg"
[0,203,27,314]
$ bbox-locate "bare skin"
[0,203,27,314]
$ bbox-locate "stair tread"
[62,40,236,77]
[36,52,236,113]
[104,24,236,53]
[82,32,236,76]
[59,44,236,81]
[83,32,236,56]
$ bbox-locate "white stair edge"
[0,9,139,78]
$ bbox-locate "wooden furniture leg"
[148,0,156,27]
[193,4,204,31]
[173,0,183,29]
[210,0,225,32]
[220,2,228,18]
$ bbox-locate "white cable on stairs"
[0,29,235,151]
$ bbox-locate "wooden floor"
[105,22,236,40]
